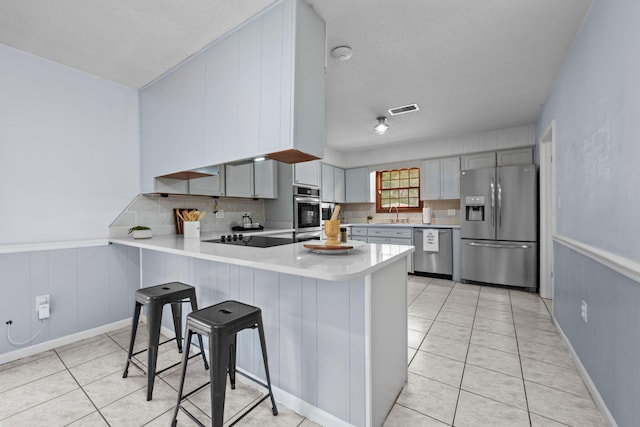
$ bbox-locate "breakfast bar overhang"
[110,235,414,427]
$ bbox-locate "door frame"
[539,120,556,300]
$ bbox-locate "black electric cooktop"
[203,234,296,248]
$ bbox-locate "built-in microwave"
[293,186,321,235]
[321,202,335,221]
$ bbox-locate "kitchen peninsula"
[110,235,413,427]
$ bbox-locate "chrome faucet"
[389,205,399,223]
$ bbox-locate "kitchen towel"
[423,229,439,252]
[422,208,432,224]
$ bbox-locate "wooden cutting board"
[303,243,354,251]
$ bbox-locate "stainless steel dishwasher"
[413,228,453,278]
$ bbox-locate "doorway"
[539,121,556,300]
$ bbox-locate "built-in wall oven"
[293,186,322,240]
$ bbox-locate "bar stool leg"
[170,302,183,353]
[210,334,230,427]
[146,303,164,401]
[228,334,237,389]
[122,302,142,378]
[170,329,194,427]
[189,296,210,371]
[257,321,278,415]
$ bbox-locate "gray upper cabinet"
[346,167,371,203]
[294,160,321,187]
[461,152,496,171]
[225,160,278,199]
[254,159,278,199]
[321,163,346,203]
[461,148,533,172]
[140,0,325,192]
[421,157,460,200]
[225,163,254,198]
[497,147,533,166]
[189,166,226,197]
[321,163,335,202]
[334,166,346,203]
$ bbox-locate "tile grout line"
[53,346,113,426]
[509,289,533,427]
[449,281,481,427]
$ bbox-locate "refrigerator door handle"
[464,241,532,249]
[497,177,502,229]
[490,177,495,228]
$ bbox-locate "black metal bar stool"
[171,300,278,426]
[122,282,209,401]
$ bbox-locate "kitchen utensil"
[324,219,340,245]
[330,205,341,221]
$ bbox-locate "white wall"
[0,44,140,245]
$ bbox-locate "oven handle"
[294,196,320,203]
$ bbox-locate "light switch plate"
[215,210,224,219]
[448,209,456,216]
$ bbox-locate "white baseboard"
[0,318,131,365]
[552,316,618,427]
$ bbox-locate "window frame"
[375,167,422,213]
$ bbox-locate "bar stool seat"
[122,282,209,401]
[171,300,278,426]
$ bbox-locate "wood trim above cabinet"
[266,148,321,164]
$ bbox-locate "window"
[376,167,421,212]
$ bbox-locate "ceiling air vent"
[388,103,419,116]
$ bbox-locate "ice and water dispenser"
[465,196,485,221]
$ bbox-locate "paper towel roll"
[422,208,432,224]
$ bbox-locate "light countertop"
[110,234,414,281]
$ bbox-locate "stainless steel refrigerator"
[460,165,537,291]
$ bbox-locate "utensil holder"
[183,221,200,239]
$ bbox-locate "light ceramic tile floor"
[0,324,319,426]
[387,275,607,427]
[0,276,607,427]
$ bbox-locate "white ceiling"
[0,0,592,153]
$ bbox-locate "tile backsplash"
[339,200,461,225]
[109,194,266,238]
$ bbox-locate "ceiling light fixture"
[374,116,389,134]
[330,46,353,62]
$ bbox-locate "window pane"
[399,197,409,206]
[381,171,390,180]
[399,169,409,179]
[382,180,392,189]
[410,178,419,187]
[409,197,419,207]
[409,188,418,198]
[399,189,408,197]
[390,190,398,198]
[390,170,399,180]
[399,178,408,187]
[410,169,419,178]
[390,180,399,189]
[381,190,390,199]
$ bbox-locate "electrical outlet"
[36,295,49,311]
[215,210,224,219]
[580,300,588,323]
[448,209,456,216]
[36,294,51,320]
